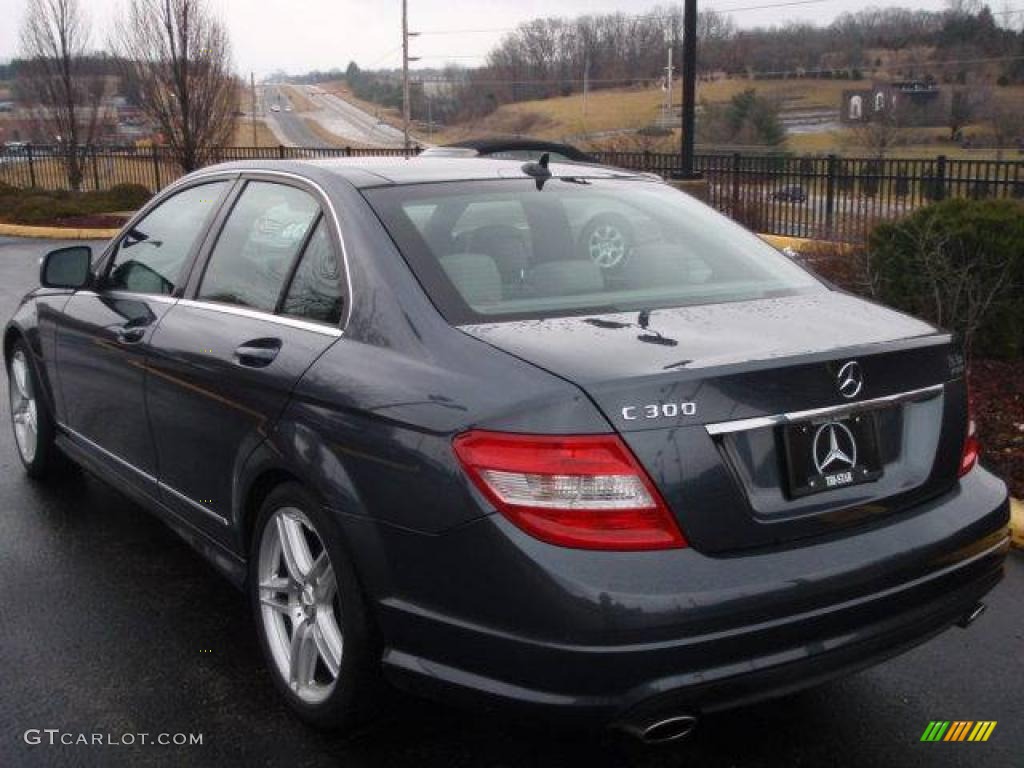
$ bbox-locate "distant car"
[271,105,281,113]
[285,106,293,112]
[420,138,597,164]
[771,185,808,203]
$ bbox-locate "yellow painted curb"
[0,222,119,240]
[759,234,858,255]
[1011,498,1023,550]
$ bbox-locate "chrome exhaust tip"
[957,601,986,628]
[621,713,699,744]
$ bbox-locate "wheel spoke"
[288,619,318,689]
[12,355,31,399]
[306,551,329,588]
[313,615,342,678]
[276,513,314,582]
[260,594,291,614]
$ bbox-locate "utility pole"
[402,0,420,155]
[250,72,258,146]
[677,0,699,179]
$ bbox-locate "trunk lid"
[463,293,968,553]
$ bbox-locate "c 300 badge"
[621,402,697,421]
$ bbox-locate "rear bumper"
[349,467,1010,726]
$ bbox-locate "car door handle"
[234,338,282,368]
[115,327,146,344]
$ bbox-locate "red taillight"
[452,430,687,551]
[959,386,981,477]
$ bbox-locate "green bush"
[8,194,87,225]
[868,198,1024,358]
[103,183,151,211]
[0,184,149,224]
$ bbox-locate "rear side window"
[281,218,345,325]
[108,181,228,295]
[199,181,319,312]
[364,178,823,324]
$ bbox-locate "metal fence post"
[151,145,162,191]
[91,146,100,190]
[731,152,741,214]
[935,154,947,201]
[27,144,37,188]
[825,154,838,234]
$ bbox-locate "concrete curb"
[0,222,119,240]
[1011,497,1023,550]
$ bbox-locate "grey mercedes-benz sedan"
[5,156,1009,742]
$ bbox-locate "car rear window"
[363,178,823,324]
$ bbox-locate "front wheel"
[7,340,58,479]
[249,483,382,729]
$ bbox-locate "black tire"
[6,338,58,479]
[578,213,635,270]
[248,482,383,730]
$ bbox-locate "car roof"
[195,156,650,189]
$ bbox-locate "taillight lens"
[452,430,686,550]
[959,386,981,477]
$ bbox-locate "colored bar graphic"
[921,721,996,742]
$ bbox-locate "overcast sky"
[0,0,966,77]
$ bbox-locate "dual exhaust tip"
[620,713,699,744]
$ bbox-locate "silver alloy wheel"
[258,507,343,704]
[9,350,38,464]
[587,223,628,268]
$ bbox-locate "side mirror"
[40,245,92,289]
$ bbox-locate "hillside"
[429,77,865,146]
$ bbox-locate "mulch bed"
[970,358,1024,498]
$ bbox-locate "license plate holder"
[782,411,884,498]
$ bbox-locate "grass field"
[430,78,868,146]
[231,118,279,148]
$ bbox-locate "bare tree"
[983,95,1024,159]
[847,108,907,158]
[113,0,237,172]
[18,0,106,190]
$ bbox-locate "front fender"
[5,294,65,421]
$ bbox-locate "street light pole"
[678,0,699,179]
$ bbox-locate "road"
[0,235,1021,767]
[262,84,406,149]
[259,86,327,148]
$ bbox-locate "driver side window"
[107,181,228,295]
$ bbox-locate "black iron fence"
[3,144,1024,241]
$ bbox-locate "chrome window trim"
[176,298,343,337]
[59,423,229,526]
[704,383,945,436]
[172,167,353,331]
[75,289,178,305]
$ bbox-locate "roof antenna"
[521,152,552,189]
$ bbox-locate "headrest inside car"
[527,260,605,296]
[440,253,502,306]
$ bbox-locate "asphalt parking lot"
[0,234,1021,768]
